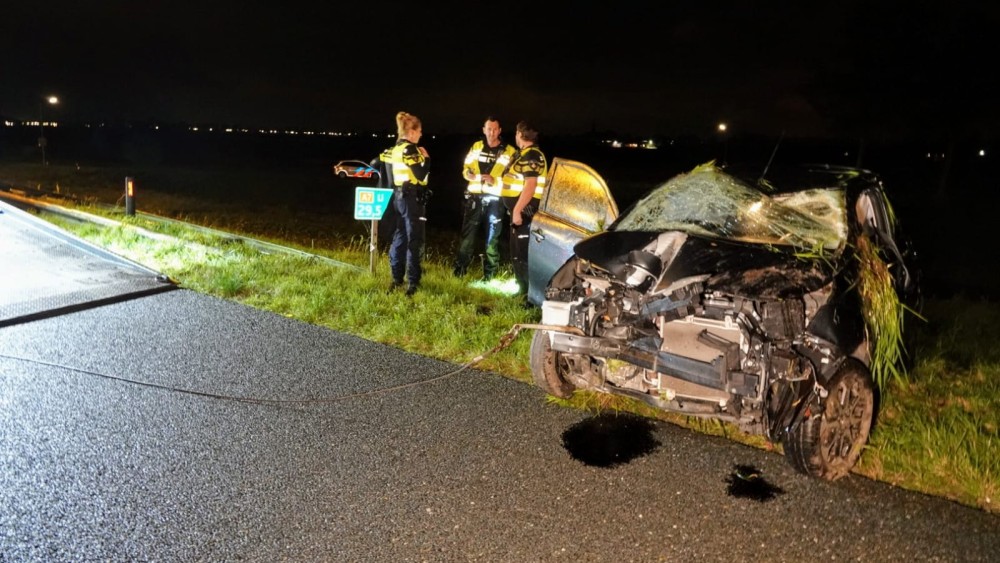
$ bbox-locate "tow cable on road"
[0,324,580,405]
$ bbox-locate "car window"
[542,162,616,233]
[614,164,847,251]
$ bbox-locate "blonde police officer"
[387,111,431,296]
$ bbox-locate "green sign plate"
[354,187,394,220]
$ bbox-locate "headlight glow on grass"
[470,277,521,296]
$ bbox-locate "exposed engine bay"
[539,231,840,441]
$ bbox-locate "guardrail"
[0,184,363,271]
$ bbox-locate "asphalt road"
[2,289,998,562]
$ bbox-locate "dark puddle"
[562,412,660,467]
[725,464,785,502]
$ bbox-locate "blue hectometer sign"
[354,187,394,220]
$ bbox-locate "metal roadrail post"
[0,188,362,272]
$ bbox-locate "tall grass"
[858,297,1000,510]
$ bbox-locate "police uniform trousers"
[389,187,426,288]
[453,194,504,279]
[503,196,539,295]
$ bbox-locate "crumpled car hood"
[574,230,836,299]
[570,163,848,298]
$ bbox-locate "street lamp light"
[39,95,59,166]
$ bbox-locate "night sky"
[2,1,997,140]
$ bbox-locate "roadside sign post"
[353,187,394,273]
[125,177,135,216]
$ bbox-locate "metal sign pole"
[370,219,378,273]
[354,186,393,275]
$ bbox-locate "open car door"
[526,158,619,305]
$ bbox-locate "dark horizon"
[2,2,998,141]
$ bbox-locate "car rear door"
[527,158,619,305]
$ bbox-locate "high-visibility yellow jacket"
[463,140,516,196]
[500,145,547,199]
[390,140,430,188]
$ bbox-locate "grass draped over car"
[853,186,923,394]
[856,233,909,392]
[5,163,998,513]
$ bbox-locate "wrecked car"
[526,160,915,479]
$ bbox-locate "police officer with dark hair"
[501,120,547,297]
[453,116,516,280]
[387,111,431,296]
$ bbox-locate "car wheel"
[782,358,875,480]
[337,171,347,178]
[529,330,577,399]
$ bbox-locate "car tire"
[337,171,347,178]
[529,330,577,399]
[782,358,875,480]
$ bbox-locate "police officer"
[501,120,547,297]
[387,111,431,296]
[453,116,516,280]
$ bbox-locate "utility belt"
[394,183,423,197]
[395,183,432,204]
[465,193,499,202]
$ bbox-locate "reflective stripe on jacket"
[463,140,516,196]
[500,145,547,199]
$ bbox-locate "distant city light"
[717,122,727,132]
[47,96,59,105]
[606,139,657,150]
[980,149,986,157]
